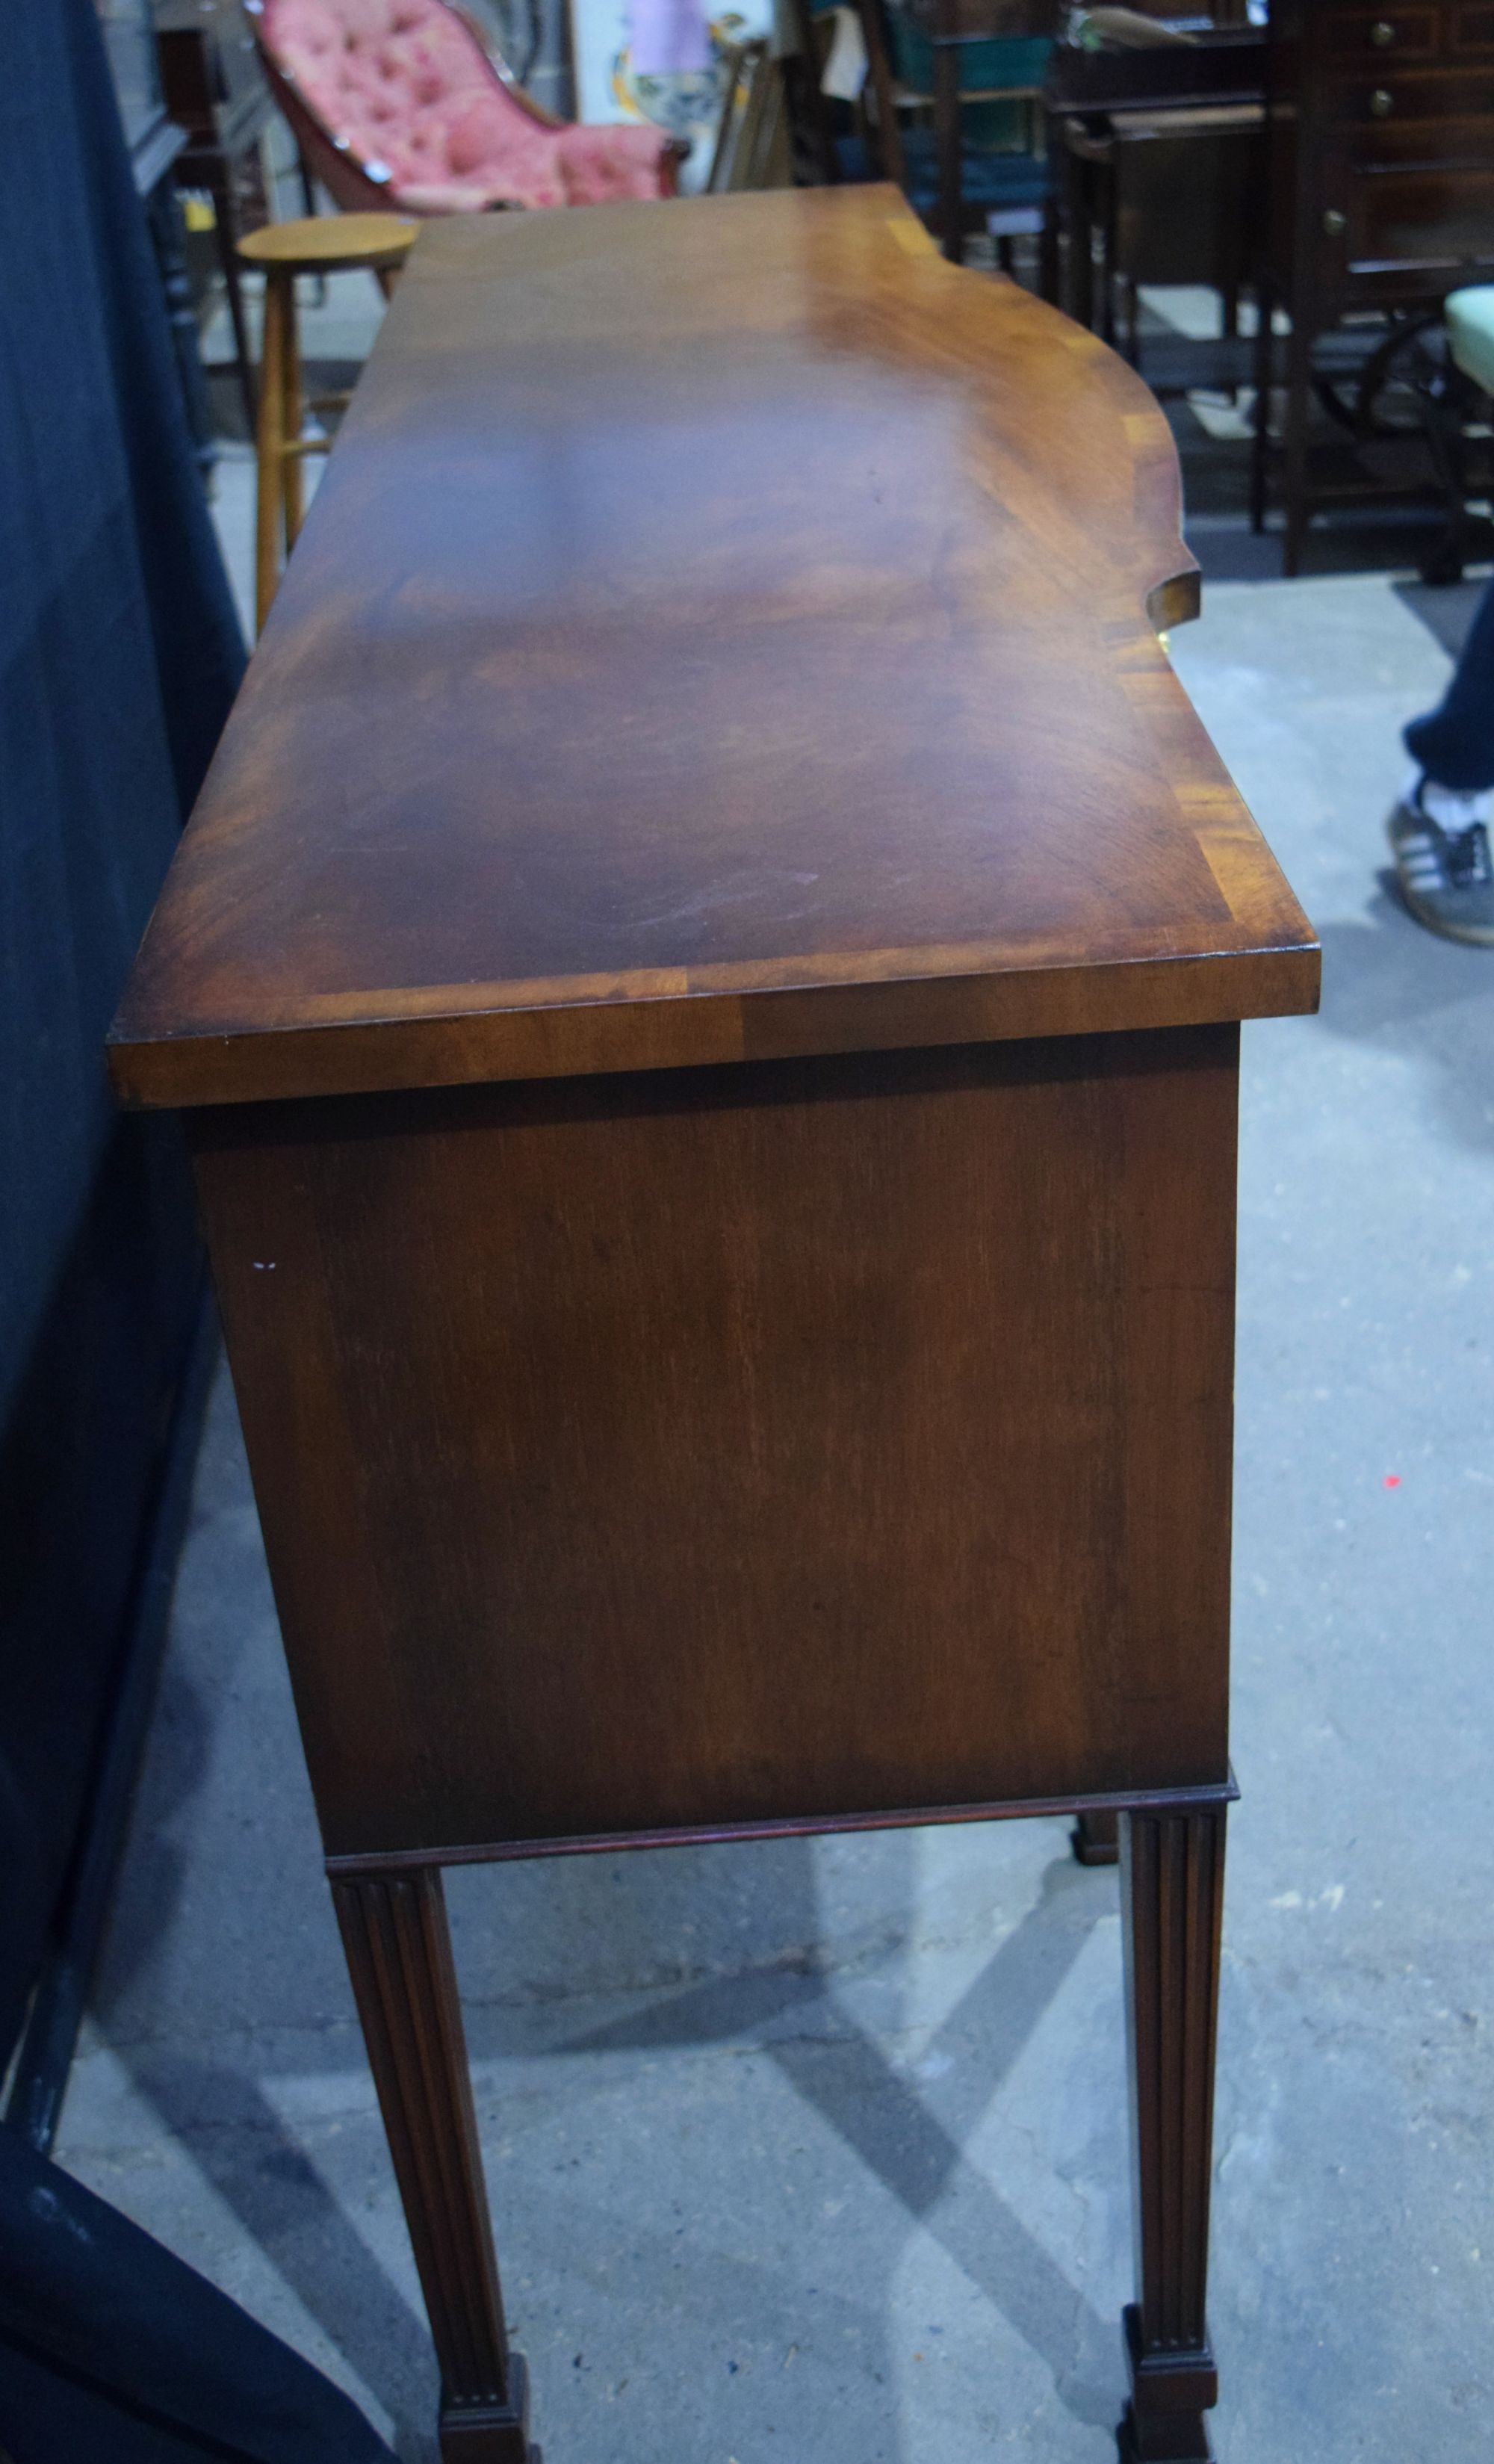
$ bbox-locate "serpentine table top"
[111,185,1316,1112]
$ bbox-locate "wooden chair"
[238,213,417,636]
[857,0,1060,265]
[244,0,684,217]
[707,40,796,193]
[1042,21,1265,358]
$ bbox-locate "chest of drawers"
[1259,0,1494,566]
[1270,0,1494,301]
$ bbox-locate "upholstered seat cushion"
[1447,287,1494,398]
[263,0,670,209]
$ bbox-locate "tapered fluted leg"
[332,1868,536,2463]
[934,37,963,263]
[1120,1803,1227,2464]
[1282,320,1312,579]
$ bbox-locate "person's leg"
[1389,575,1494,947]
[1404,573,1494,793]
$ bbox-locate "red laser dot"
[1383,1475,1401,1489]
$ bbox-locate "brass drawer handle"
[1369,84,1395,111]
[1323,206,1348,234]
[1370,18,1396,43]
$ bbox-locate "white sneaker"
[1388,789,1494,947]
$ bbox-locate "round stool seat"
[1446,286,1494,400]
[242,215,419,635]
[238,212,419,277]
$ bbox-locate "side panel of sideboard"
[190,1026,1239,1860]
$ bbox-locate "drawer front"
[1325,65,1494,114]
[1321,9,1439,56]
[1453,4,1494,48]
[1318,156,1494,272]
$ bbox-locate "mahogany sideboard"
[111,187,1319,2463]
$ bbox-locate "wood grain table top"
[111,186,1317,1109]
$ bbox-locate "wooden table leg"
[1099,153,1119,349]
[1282,317,1313,579]
[210,164,258,436]
[1038,167,1061,306]
[1061,130,1094,330]
[1072,1809,1120,1865]
[1119,1802,1227,2464]
[281,286,306,557]
[331,1867,536,2463]
[934,35,963,264]
[253,267,288,637]
[1250,274,1272,536]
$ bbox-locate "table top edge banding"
[113,186,1317,1113]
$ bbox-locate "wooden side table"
[1042,31,1266,345]
[238,214,418,634]
[111,189,1318,2464]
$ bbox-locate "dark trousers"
[1404,575,1494,793]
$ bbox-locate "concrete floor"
[52,304,1494,2461]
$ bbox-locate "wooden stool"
[238,215,418,634]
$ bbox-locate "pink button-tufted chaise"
[247,0,684,217]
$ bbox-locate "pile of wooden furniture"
[1258,0,1494,572]
[148,0,1494,576]
[864,0,1494,572]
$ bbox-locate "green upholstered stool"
[1417,287,1494,584]
[1446,286,1494,397]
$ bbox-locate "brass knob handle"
[1323,206,1348,234]
[1370,17,1395,43]
[1369,84,1394,113]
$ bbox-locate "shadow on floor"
[1314,887,1494,1163]
[119,2047,439,2453]
[104,1807,1123,2459]
[1393,575,1489,663]
[557,1850,1120,2438]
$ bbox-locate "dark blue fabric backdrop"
[0,2127,395,2464]
[0,0,244,1422]
[0,10,399,2457]
[0,0,244,2065]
